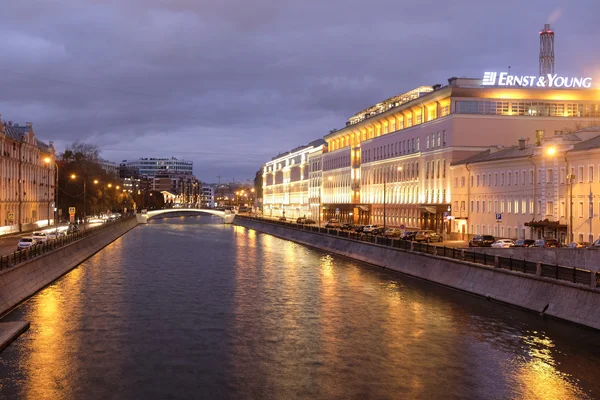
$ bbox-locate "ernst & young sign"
[482,72,593,88]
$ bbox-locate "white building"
[201,186,215,208]
[262,139,327,220]
[121,157,193,178]
[451,127,600,244]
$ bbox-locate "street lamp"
[545,146,573,243]
[70,174,87,223]
[43,157,58,227]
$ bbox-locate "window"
[546,201,553,215]
[546,169,553,184]
[590,166,594,183]
[494,200,498,212]
[476,201,480,213]
[508,172,511,186]
[494,173,498,186]
[437,132,441,147]
[470,201,474,212]
[538,200,542,215]
[560,201,566,218]
[443,130,447,146]
[579,201,584,217]
[461,176,465,187]
[530,170,534,185]
[522,200,526,214]
[482,174,486,186]
[590,201,594,219]
[501,173,505,186]
[579,166,584,183]
[426,135,430,149]
[514,200,519,213]
[482,201,486,213]
[471,175,474,187]
[476,175,480,187]
[454,178,459,187]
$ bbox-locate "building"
[451,127,600,244]
[320,73,600,230]
[262,139,326,220]
[200,186,214,208]
[153,173,200,206]
[308,144,326,224]
[0,119,56,234]
[121,157,193,178]
[98,158,119,178]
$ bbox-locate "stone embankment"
[235,217,600,331]
[0,217,139,318]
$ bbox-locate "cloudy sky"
[1,0,599,183]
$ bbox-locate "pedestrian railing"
[242,216,600,288]
[0,217,134,271]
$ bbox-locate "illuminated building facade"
[451,127,600,244]
[0,119,56,234]
[322,75,600,231]
[263,139,326,220]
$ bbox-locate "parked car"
[401,231,417,241]
[491,239,515,248]
[296,217,309,224]
[362,225,380,234]
[67,223,80,233]
[469,235,495,247]
[354,225,366,233]
[533,238,561,248]
[514,239,536,247]
[325,219,340,229]
[32,231,48,243]
[587,239,600,249]
[279,216,287,221]
[17,237,37,251]
[371,226,386,235]
[414,230,442,243]
[384,228,403,237]
[567,241,589,248]
[340,223,355,231]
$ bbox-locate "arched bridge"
[136,208,235,224]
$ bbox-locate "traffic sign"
[495,213,502,220]
[7,212,15,222]
[69,207,76,216]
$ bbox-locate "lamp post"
[70,174,87,223]
[44,157,58,227]
[545,146,573,243]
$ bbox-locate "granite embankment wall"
[469,247,600,272]
[0,218,139,317]
[235,218,600,331]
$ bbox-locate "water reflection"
[0,218,598,399]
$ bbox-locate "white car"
[46,230,64,240]
[491,239,515,248]
[32,231,48,243]
[17,237,37,251]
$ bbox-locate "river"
[0,215,598,399]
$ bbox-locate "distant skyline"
[1,0,600,182]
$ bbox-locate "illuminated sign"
[482,72,592,88]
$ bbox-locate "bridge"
[135,208,236,224]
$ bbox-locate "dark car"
[278,216,287,222]
[401,231,417,241]
[296,217,315,224]
[354,225,366,233]
[533,238,561,248]
[325,220,340,229]
[371,226,385,235]
[514,239,536,247]
[469,235,495,247]
[340,223,355,231]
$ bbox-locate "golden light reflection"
[511,332,588,399]
[23,266,85,399]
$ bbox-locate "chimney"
[518,137,526,149]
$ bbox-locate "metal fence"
[242,217,599,288]
[0,217,133,271]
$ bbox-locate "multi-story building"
[153,173,200,206]
[451,127,600,243]
[121,157,193,178]
[0,119,56,234]
[98,158,119,178]
[200,186,214,208]
[262,139,326,220]
[308,144,326,224]
[321,73,600,230]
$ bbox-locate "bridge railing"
[240,216,599,289]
